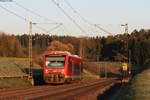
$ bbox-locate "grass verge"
[0,78,32,89]
[113,68,150,100]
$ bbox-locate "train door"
[68,57,82,81]
[79,63,83,80]
[68,57,74,80]
[72,60,74,80]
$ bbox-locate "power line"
[63,0,114,36]
[32,22,63,33]
[0,5,29,22]
[47,23,63,33]
[0,5,60,34]
[1,0,114,36]
[64,0,91,25]
[61,24,71,35]
[64,0,94,36]
[94,24,114,35]
[33,24,50,33]
[31,22,62,25]
[51,0,87,34]
[13,1,61,24]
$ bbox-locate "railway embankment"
[103,69,150,100]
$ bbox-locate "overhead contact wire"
[13,1,59,24]
[0,5,29,22]
[64,0,114,35]
[0,5,52,34]
[51,0,87,34]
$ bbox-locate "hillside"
[0,57,42,77]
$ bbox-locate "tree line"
[0,29,150,69]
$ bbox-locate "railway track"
[0,78,118,100]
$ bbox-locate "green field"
[114,68,150,100]
[0,57,42,88]
[0,57,42,77]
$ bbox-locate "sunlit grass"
[84,61,122,76]
[115,69,150,100]
[0,57,42,77]
[0,78,32,88]
[0,57,40,88]
[0,57,28,61]
[86,61,122,68]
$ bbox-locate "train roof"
[43,51,82,59]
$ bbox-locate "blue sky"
[0,0,150,36]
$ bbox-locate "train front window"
[45,55,66,69]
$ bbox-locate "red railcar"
[43,51,83,83]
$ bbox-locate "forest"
[0,29,150,70]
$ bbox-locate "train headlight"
[61,69,64,73]
[45,69,49,74]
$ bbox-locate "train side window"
[74,63,80,73]
[68,58,82,74]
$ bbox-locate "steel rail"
[0,78,117,100]
[27,79,116,100]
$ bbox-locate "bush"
[144,59,150,69]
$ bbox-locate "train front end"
[43,52,67,83]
